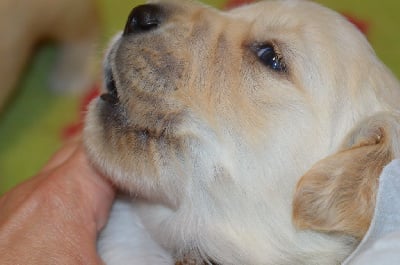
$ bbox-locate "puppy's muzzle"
[124,4,165,35]
[100,4,167,105]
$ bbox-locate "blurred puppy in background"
[0,0,99,112]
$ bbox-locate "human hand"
[0,139,115,265]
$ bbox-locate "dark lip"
[100,68,119,105]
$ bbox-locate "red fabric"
[343,13,370,35]
[61,85,100,140]
[224,0,254,9]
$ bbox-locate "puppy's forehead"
[229,0,326,18]
[227,0,343,34]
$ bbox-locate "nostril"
[124,4,164,35]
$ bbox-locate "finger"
[58,146,116,231]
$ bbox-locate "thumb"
[53,144,116,232]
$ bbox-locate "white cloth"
[343,159,400,265]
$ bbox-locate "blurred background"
[1,0,399,194]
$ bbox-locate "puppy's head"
[84,0,400,263]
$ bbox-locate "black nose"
[124,4,164,35]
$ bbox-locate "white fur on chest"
[98,199,173,265]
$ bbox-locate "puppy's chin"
[83,92,193,208]
[84,99,129,187]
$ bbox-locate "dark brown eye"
[256,44,286,72]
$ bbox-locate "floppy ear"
[293,112,400,239]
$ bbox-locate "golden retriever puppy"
[84,0,400,264]
[0,0,99,112]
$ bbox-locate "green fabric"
[1,0,399,194]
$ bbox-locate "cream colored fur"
[84,0,400,264]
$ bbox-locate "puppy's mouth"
[100,69,119,105]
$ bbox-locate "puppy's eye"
[255,44,286,72]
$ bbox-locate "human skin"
[0,140,115,264]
